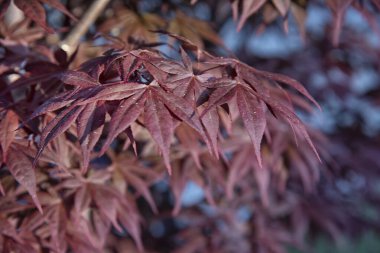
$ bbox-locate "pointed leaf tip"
[144,90,174,175]
[0,110,18,160]
[236,86,266,168]
[7,148,43,213]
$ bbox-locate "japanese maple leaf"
[6,144,42,213]
[107,149,162,214]
[168,10,223,49]
[165,47,202,103]
[63,174,143,252]
[327,0,355,46]
[2,47,78,109]
[11,0,77,33]
[0,109,18,161]
[199,58,320,167]
[101,80,212,174]
[33,50,215,174]
[31,70,147,172]
[30,45,319,178]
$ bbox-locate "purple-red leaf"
[0,218,23,243]
[92,185,122,232]
[0,0,10,18]
[100,92,146,155]
[201,85,236,117]
[201,107,219,158]
[226,146,251,199]
[272,0,291,16]
[14,0,54,33]
[0,110,18,161]
[78,82,146,104]
[270,101,321,161]
[27,91,76,121]
[7,147,42,213]
[60,70,99,87]
[123,171,158,213]
[35,105,84,165]
[236,86,266,167]
[327,0,355,46]
[77,102,106,173]
[180,47,192,71]
[247,66,320,109]
[39,0,77,21]
[154,87,215,156]
[144,89,173,174]
[237,0,266,31]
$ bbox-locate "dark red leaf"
[14,0,54,33]
[123,171,158,213]
[100,91,146,155]
[272,0,290,16]
[236,86,266,167]
[244,65,320,109]
[35,105,84,165]
[200,85,236,117]
[237,0,266,31]
[77,82,146,104]
[27,91,76,121]
[327,0,355,46]
[180,47,192,71]
[39,0,77,21]
[7,147,42,213]
[200,106,219,158]
[59,70,100,87]
[144,89,174,174]
[269,101,321,162]
[226,146,251,199]
[154,87,215,156]
[77,102,106,173]
[92,185,122,232]
[0,0,10,18]
[0,110,18,161]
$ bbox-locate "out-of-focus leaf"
[272,0,291,16]
[0,0,10,18]
[326,0,355,46]
[14,0,54,33]
[0,219,22,243]
[39,0,77,21]
[200,106,219,158]
[168,10,223,48]
[13,0,76,33]
[7,147,42,213]
[237,0,266,31]
[0,110,18,161]
[91,185,122,232]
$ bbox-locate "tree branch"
[61,0,111,54]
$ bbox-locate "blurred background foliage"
[289,232,380,253]
[1,0,380,252]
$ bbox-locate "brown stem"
[61,0,111,54]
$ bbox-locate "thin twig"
[61,0,111,54]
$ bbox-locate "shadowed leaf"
[7,147,42,213]
[0,110,18,161]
